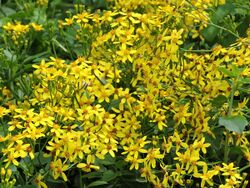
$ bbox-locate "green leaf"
[32,8,47,24]
[219,65,244,78]
[0,6,16,17]
[8,11,27,20]
[33,152,52,166]
[3,49,16,61]
[201,25,219,42]
[211,95,228,108]
[202,3,234,42]
[231,64,243,76]
[23,51,49,64]
[87,180,108,187]
[82,171,103,179]
[136,178,147,183]
[101,170,117,182]
[14,185,36,188]
[239,77,250,84]
[219,115,248,134]
[218,66,236,77]
[230,146,243,155]
[211,3,234,23]
[95,154,115,165]
[52,38,69,53]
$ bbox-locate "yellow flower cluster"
[3,22,43,46]
[0,167,16,187]
[36,0,48,6]
[0,0,249,187]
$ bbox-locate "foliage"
[0,0,250,188]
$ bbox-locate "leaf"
[88,180,108,187]
[211,3,234,23]
[202,2,234,42]
[0,6,16,17]
[101,170,117,182]
[14,185,36,188]
[211,95,228,108]
[239,77,250,84]
[218,66,237,77]
[19,159,31,173]
[23,51,49,64]
[202,24,219,42]
[8,11,27,20]
[230,146,243,155]
[219,115,248,134]
[52,38,69,53]
[32,8,47,24]
[3,49,16,61]
[231,64,243,76]
[135,178,147,183]
[33,152,52,166]
[95,154,115,165]
[82,171,103,179]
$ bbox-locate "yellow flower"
[100,142,118,158]
[122,143,147,159]
[162,136,172,153]
[221,163,242,181]
[194,164,217,188]
[0,107,10,118]
[8,119,23,131]
[73,12,92,24]
[46,140,62,157]
[77,155,100,172]
[145,148,164,168]
[3,151,19,167]
[62,18,74,26]
[30,23,43,31]
[92,84,114,103]
[172,103,192,125]
[193,137,211,154]
[116,44,137,63]
[163,43,179,63]
[50,159,68,181]
[164,29,184,45]
[151,110,167,130]
[7,140,29,158]
[125,155,144,170]
[171,163,186,185]
[36,0,48,6]
[34,174,48,188]
[140,165,157,182]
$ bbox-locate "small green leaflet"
[219,115,248,134]
[87,180,108,187]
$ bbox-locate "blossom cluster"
[3,22,43,47]
[0,0,249,187]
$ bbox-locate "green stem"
[228,81,235,116]
[180,48,212,53]
[79,169,83,188]
[224,79,236,163]
[223,130,230,163]
[207,22,240,39]
[239,164,250,173]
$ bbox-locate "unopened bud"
[1,168,5,176]
[7,169,12,178]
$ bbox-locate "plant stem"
[180,48,212,53]
[207,22,240,39]
[228,80,236,116]
[223,130,230,163]
[79,169,83,188]
[224,79,236,163]
[239,164,250,173]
